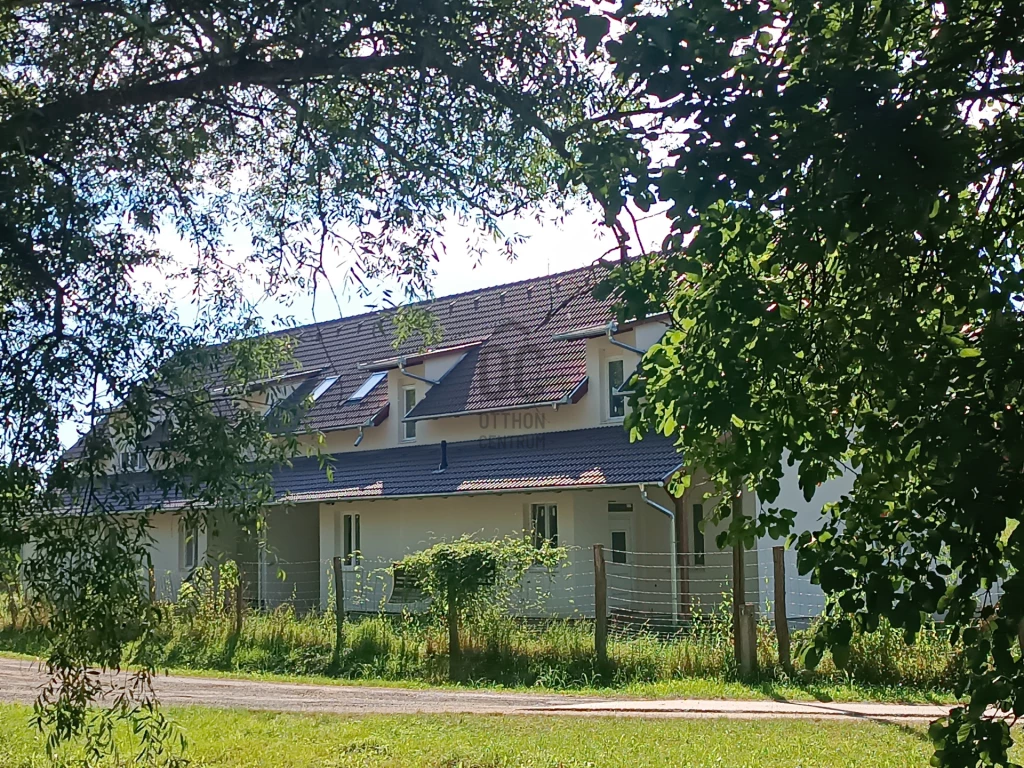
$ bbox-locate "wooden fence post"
[732,540,745,662]
[738,603,759,678]
[447,584,462,681]
[234,574,244,635]
[773,546,792,674]
[211,561,221,610]
[332,556,345,663]
[594,544,608,666]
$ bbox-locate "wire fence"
[196,544,825,637]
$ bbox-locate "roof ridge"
[268,262,609,340]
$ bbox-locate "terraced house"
[70,266,832,623]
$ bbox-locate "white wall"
[756,455,856,621]
[312,484,744,619]
[317,492,571,611]
[299,318,669,455]
[146,513,207,600]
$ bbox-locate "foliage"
[0,0,619,759]
[582,0,1024,765]
[0,593,964,698]
[395,536,564,678]
[397,537,563,618]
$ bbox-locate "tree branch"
[2,52,420,150]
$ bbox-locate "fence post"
[732,540,745,661]
[447,585,462,681]
[593,544,608,666]
[773,546,792,674]
[234,573,244,635]
[674,495,691,622]
[332,556,345,663]
[211,561,221,608]
[738,603,759,678]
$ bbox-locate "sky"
[146,202,671,331]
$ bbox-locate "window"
[608,502,633,513]
[692,503,705,566]
[530,504,558,548]
[180,521,199,571]
[117,450,145,473]
[311,375,340,401]
[402,386,417,441]
[347,371,386,402]
[343,513,361,566]
[611,530,627,564]
[607,359,625,419]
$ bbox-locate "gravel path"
[0,657,951,722]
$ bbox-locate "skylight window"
[346,371,386,403]
[311,376,339,402]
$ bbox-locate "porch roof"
[72,427,682,513]
[276,426,682,502]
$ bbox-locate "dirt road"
[0,656,951,722]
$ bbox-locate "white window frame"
[117,450,146,473]
[342,513,361,567]
[179,520,199,572]
[607,357,626,421]
[529,503,558,549]
[609,502,633,565]
[402,385,417,441]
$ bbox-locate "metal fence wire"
[193,544,821,633]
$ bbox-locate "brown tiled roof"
[63,266,617,457]
[283,265,613,431]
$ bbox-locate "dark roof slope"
[286,266,612,430]
[79,427,681,511]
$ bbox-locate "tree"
[397,536,563,680]
[583,1,1024,765]
[0,1,614,760]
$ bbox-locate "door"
[607,503,636,616]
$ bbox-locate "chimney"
[437,440,448,472]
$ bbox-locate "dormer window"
[117,450,146,473]
[402,386,417,441]
[607,359,625,420]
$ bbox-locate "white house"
[69,266,832,624]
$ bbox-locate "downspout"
[639,484,680,625]
[398,357,440,386]
[606,321,643,355]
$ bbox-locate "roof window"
[311,375,339,401]
[347,371,387,403]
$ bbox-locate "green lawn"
[0,703,938,768]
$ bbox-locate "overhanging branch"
[1,52,421,151]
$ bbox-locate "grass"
[0,702,943,767]
[0,600,963,705]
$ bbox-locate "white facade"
[113,295,834,621]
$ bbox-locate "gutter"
[639,483,680,624]
[553,320,643,354]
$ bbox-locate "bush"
[0,577,963,694]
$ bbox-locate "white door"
[607,505,636,615]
